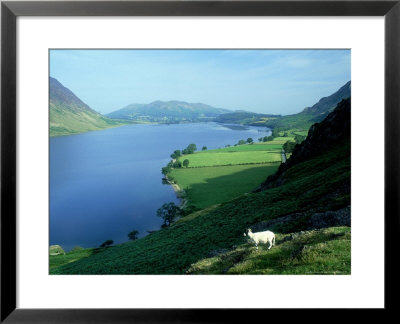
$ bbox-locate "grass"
[50,247,95,270]
[169,141,282,208]
[51,140,350,274]
[169,164,280,209]
[187,226,351,274]
[50,104,129,136]
[176,142,283,168]
[177,151,281,167]
[201,143,284,152]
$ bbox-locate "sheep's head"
[247,228,252,234]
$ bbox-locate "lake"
[50,122,271,251]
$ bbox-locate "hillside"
[106,100,231,123]
[214,111,280,124]
[260,97,351,190]
[215,81,350,131]
[50,77,127,136]
[50,97,350,275]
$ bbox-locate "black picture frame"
[1,0,399,322]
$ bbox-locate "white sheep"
[244,228,275,250]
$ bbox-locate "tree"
[246,137,253,144]
[162,166,171,175]
[238,139,246,145]
[202,146,207,151]
[170,150,182,159]
[157,202,181,226]
[283,141,296,153]
[100,240,113,248]
[128,230,139,241]
[295,134,306,144]
[272,128,281,138]
[183,159,190,168]
[173,160,182,168]
[258,137,263,142]
[186,143,197,154]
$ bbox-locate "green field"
[178,151,281,167]
[267,136,295,144]
[169,164,280,209]
[169,142,283,208]
[201,143,284,152]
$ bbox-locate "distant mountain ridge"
[303,81,351,116]
[50,77,126,136]
[263,81,351,130]
[214,111,281,125]
[106,100,231,123]
[214,81,351,131]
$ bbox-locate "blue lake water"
[50,122,271,251]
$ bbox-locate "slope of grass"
[50,247,95,270]
[51,140,350,274]
[187,226,350,274]
[50,104,128,136]
[169,164,280,209]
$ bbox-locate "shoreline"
[164,175,187,209]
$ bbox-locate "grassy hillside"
[106,100,231,123]
[50,77,128,136]
[187,227,350,274]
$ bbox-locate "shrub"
[128,230,139,241]
[100,240,114,248]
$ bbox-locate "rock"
[308,206,350,229]
[49,245,65,256]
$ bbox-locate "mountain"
[106,100,231,123]
[214,81,351,131]
[49,77,126,136]
[263,81,351,130]
[214,110,281,124]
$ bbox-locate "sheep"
[243,228,275,250]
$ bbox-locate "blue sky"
[50,49,350,115]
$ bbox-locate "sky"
[50,49,350,115]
